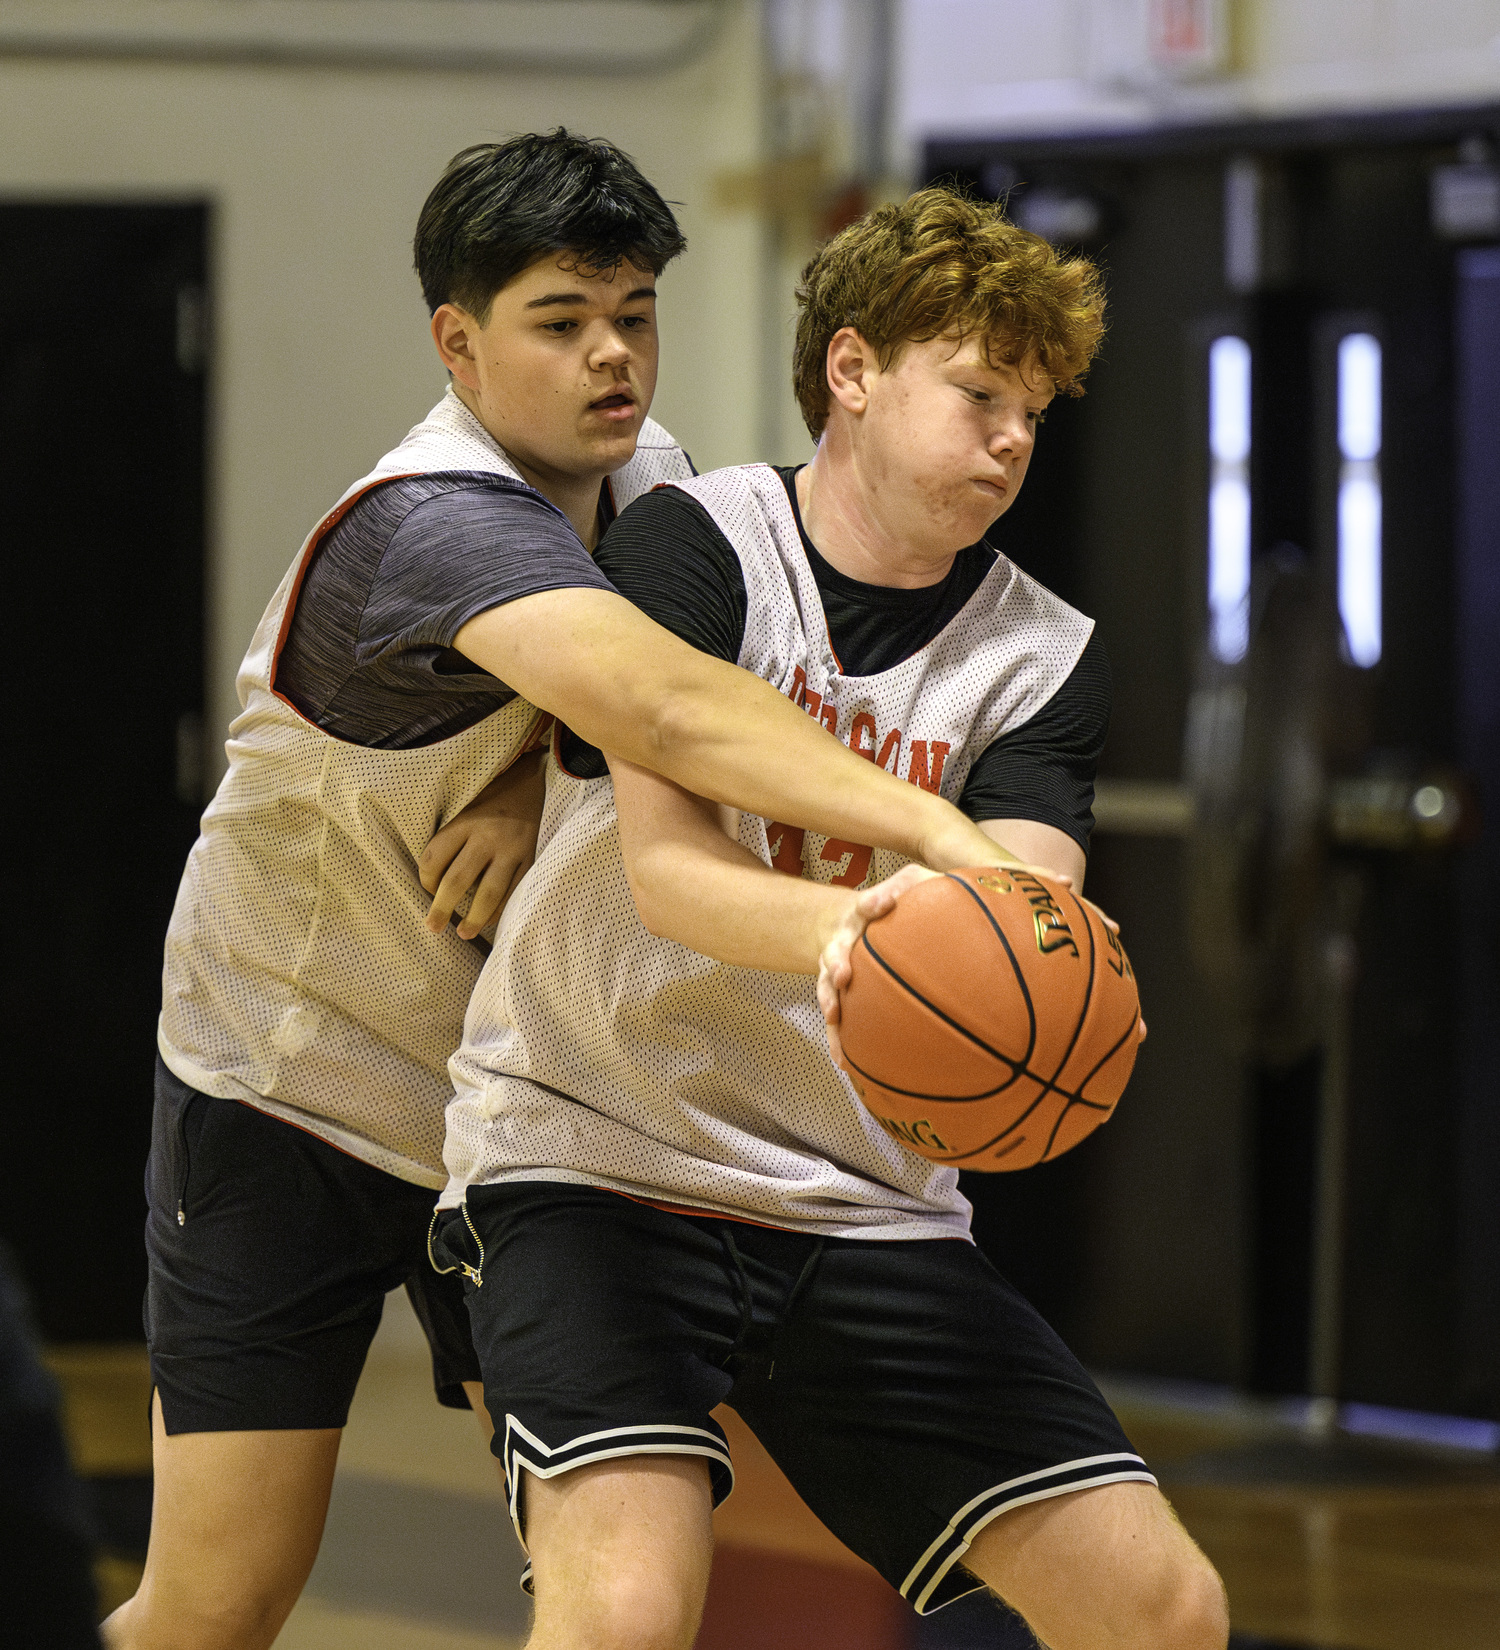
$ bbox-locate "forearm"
[622,805,852,974]
[456,591,1005,872]
[977,818,1085,888]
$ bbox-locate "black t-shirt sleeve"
[591,484,749,662]
[365,483,616,659]
[558,485,749,777]
[956,630,1111,852]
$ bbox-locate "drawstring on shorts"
[717,1225,825,1380]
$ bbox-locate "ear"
[825,327,874,418]
[431,303,481,388]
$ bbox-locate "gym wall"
[0,2,777,767]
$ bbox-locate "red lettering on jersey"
[819,703,838,735]
[876,729,902,772]
[850,712,877,760]
[803,688,823,720]
[907,740,952,793]
[789,666,808,709]
[821,839,874,888]
[766,822,807,877]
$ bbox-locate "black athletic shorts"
[145,1057,480,1432]
[433,1182,1155,1616]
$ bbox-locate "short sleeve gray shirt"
[274,472,616,749]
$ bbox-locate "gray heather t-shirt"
[275,471,617,749]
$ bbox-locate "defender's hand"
[419,752,547,940]
[817,863,941,1067]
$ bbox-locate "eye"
[1028,408,1048,425]
[964,387,991,403]
[619,314,651,330]
[542,319,577,335]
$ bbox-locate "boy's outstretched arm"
[611,760,1122,1062]
[610,756,921,975]
[454,589,1015,876]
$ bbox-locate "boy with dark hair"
[435,189,1228,1650]
[110,140,1016,1650]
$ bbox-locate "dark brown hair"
[415,130,685,321]
[792,186,1106,437]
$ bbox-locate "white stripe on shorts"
[900,1451,1158,1615]
[501,1414,736,1539]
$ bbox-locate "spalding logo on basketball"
[836,867,1141,1170]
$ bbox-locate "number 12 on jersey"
[766,823,873,888]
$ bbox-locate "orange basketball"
[837,867,1141,1171]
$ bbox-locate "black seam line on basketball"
[839,1046,1026,1106]
[949,1085,1070,1160]
[851,937,1029,1075]
[1041,1097,1083,1162]
[1035,1011,1137,1163]
[926,1070,1121,1166]
[851,869,1040,1078]
[846,1052,1119,1115]
[1036,880,1097,1093]
[946,873,1039,1068]
[1027,888,1112,1163]
[937,1055,1107,1159]
[1075,1008,1142,1095]
[851,876,1114,1156]
[849,1054,1111,1162]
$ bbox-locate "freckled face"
[857,334,1053,555]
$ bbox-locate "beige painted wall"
[900,0,1500,141]
[0,4,776,748]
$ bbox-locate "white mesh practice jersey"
[158,388,692,1186]
[443,463,1095,1234]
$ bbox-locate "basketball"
[836,867,1141,1170]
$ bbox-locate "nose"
[589,321,634,371]
[989,407,1035,461]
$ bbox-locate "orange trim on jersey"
[609,1187,968,1237]
[519,713,555,756]
[609,1189,805,1232]
[267,472,422,723]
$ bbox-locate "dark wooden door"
[928,110,1500,1420]
[0,204,208,1341]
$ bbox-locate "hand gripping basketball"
[835,867,1143,1171]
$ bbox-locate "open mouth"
[589,390,637,418]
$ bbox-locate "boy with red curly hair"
[434,189,1227,1650]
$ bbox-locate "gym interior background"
[2,2,1496,1645]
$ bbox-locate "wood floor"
[48,1296,1500,1648]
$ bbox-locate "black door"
[0,204,208,1341]
[927,109,1500,1420]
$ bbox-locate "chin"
[926,501,1001,550]
[591,429,643,471]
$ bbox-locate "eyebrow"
[525,286,657,310]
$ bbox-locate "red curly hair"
[792,186,1107,438]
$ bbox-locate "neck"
[796,428,957,590]
[453,382,606,549]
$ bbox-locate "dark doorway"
[0,204,209,1341]
[930,107,1500,1419]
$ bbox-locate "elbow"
[635,684,711,779]
[621,861,671,940]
